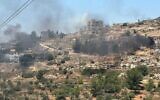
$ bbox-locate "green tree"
[136,65,149,76]
[104,71,122,93]
[27,85,34,94]
[22,71,35,78]
[41,94,49,100]
[145,79,155,92]
[158,81,160,88]
[91,75,104,96]
[36,70,48,81]
[91,71,122,97]
[82,68,106,76]
[71,86,80,98]
[55,89,67,100]
[77,77,83,84]
[46,53,54,61]
[14,81,21,91]
[126,68,143,90]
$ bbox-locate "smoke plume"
[1,24,38,52]
[0,0,148,36]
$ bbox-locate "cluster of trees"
[73,34,154,55]
[126,65,160,99]
[126,65,149,90]
[55,85,81,100]
[0,69,57,100]
[91,70,123,99]
[34,52,55,62]
[1,65,160,99]
[0,80,22,99]
[22,71,36,78]
[145,78,160,93]
[19,52,56,67]
[13,30,65,53]
[40,30,65,39]
[89,65,150,99]
[81,68,106,76]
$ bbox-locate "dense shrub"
[145,79,155,92]
[126,67,145,90]
[46,53,54,61]
[81,68,106,76]
[35,53,55,61]
[22,72,35,78]
[126,65,149,90]
[19,54,35,67]
[136,65,149,76]
[36,70,48,81]
[91,71,122,97]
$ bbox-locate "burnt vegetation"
[19,54,35,67]
[73,33,155,56]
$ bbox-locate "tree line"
[73,33,154,56]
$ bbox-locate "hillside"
[0,17,160,99]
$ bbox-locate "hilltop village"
[0,17,160,99]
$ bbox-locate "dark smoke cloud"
[1,24,38,52]
[0,24,22,42]
[32,0,105,33]
[0,0,148,35]
[0,0,68,33]
[37,15,57,31]
[4,24,21,35]
[31,0,71,32]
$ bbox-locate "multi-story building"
[80,19,108,35]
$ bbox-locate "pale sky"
[0,0,160,33]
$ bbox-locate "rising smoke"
[2,24,38,52]
[32,0,64,32]
[0,0,148,41]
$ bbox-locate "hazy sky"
[0,0,160,33]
